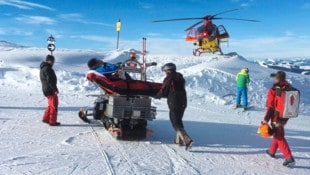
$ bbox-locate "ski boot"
[283,158,295,167]
[49,122,61,126]
[176,128,193,151]
[174,132,184,146]
[174,138,184,146]
[185,140,193,151]
[266,150,275,158]
[236,104,242,108]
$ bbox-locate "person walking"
[263,71,297,167]
[236,68,250,109]
[40,55,60,126]
[156,63,193,150]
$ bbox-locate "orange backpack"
[274,86,300,118]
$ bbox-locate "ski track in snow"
[161,144,200,175]
[0,47,309,175]
[90,126,115,175]
[101,130,142,175]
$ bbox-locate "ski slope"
[0,44,309,175]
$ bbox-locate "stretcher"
[86,70,162,96]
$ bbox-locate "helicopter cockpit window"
[206,24,217,36]
[197,26,204,34]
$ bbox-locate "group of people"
[39,54,297,165]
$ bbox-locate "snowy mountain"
[0,43,309,175]
[257,58,310,75]
[0,40,26,51]
[0,40,22,47]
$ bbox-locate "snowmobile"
[79,53,160,140]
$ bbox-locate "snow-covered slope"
[0,43,309,175]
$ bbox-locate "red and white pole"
[142,37,147,81]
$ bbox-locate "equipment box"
[106,96,155,120]
[108,96,151,107]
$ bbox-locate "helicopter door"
[217,25,229,43]
[185,28,198,42]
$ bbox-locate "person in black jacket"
[40,55,60,126]
[157,63,193,150]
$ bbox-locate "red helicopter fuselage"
[197,20,218,39]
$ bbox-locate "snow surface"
[0,45,309,175]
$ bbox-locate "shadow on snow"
[148,119,310,157]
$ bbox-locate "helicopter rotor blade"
[185,20,203,31]
[212,8,240,17]
[152,17,203,22]
[213,17,260,22]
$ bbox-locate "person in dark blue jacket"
[87,58,119,76]
[87,58,133,81]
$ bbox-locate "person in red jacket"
[263,71,295,167]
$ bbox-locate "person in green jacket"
[236,68,250,109]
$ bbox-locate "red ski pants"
[269,125,292,159]
[42,93,58,124]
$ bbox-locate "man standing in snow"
[236,68,250,109]
[156,63,193,150]
[263,71,295,166]
[40,55,60,126]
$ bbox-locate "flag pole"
[116,19,121,49]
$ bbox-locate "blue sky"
[0,0,310,58]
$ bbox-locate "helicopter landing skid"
[193,49,202,56]
[193,48,223,56]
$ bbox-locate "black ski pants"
[169,106,185,130]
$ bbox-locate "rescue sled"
[79,55,161,140]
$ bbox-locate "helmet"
[257,123,272,138]
[161,63,176,72]
[129,52,136,59]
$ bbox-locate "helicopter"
[153,9,260,56]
